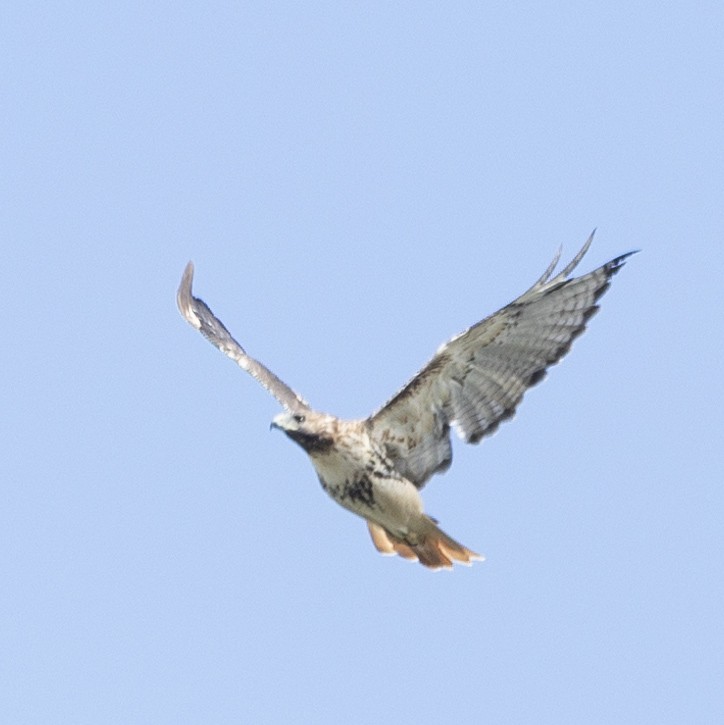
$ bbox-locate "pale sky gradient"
[3,3,723,723]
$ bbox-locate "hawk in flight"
[177,233,633,570]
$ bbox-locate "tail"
[367,517,483,570]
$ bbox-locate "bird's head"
[270,410,336,454]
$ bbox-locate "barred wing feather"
[367,234,634,489]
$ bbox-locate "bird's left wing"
[367,234,635,489]
[177,262,310,414]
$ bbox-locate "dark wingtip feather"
[607,249,639,274]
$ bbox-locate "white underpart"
[308,431,425,539]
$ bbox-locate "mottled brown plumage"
[177,233,634,570]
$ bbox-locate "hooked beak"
[270,411,288,432]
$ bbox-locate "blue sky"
[3,3,723,723]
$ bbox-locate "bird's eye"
[293,414,306,424]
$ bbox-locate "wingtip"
[534,245,562,289]
[553,231,596,282]
[182,260,195,287]
[177,260,199,326]
[607,248,639,273]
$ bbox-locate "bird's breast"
[310,444,424,528]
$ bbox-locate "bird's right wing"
[177,262,310,414]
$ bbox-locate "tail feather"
[367,521,417,560]
[367,518,483,570]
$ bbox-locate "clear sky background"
[3,3,723,723]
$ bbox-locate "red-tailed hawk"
[177,233,634,570]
